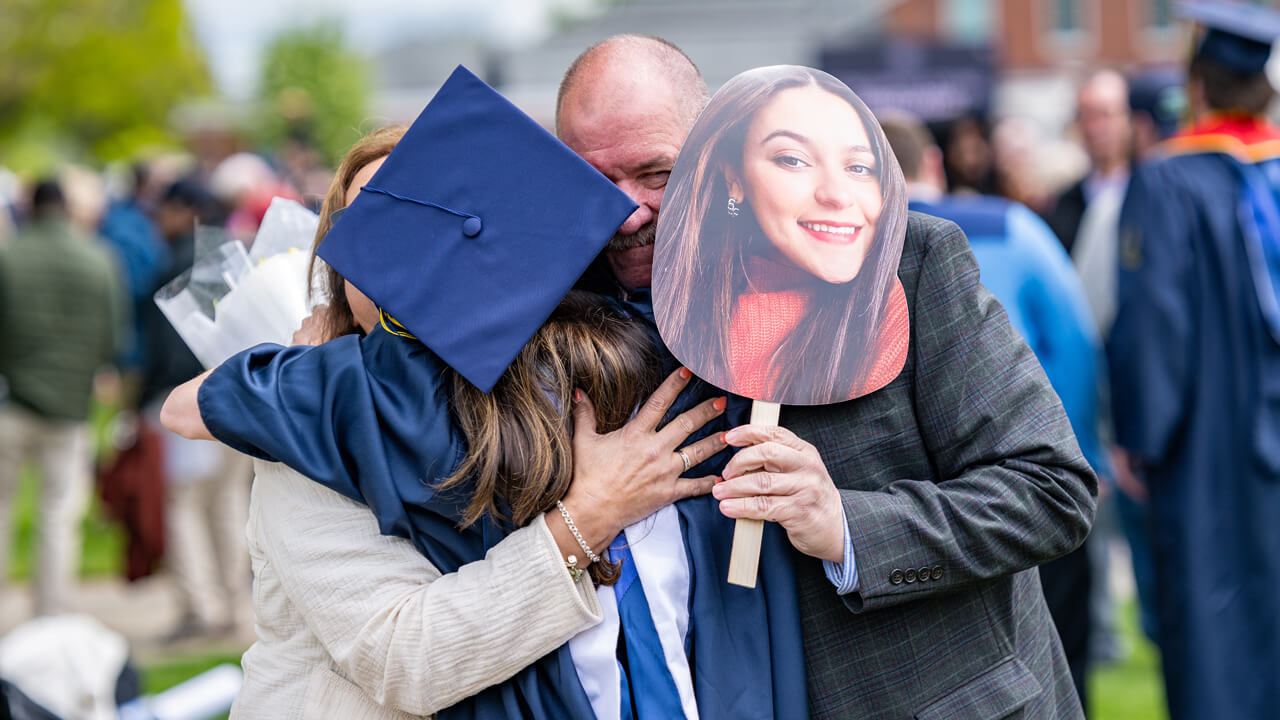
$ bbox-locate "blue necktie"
[609,535,686,720]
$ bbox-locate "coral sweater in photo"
[728,256,909,402]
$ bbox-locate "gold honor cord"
[379,308,417,340]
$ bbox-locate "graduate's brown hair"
[307,124,407,339]
[441,290,661,584]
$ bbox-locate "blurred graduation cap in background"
[317,65,637,392]
[1128,67,1186,140]
[1181,0,1280,75]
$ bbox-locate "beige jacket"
[231,461,603,719]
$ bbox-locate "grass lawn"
[6,465,124,581]
[1088,600,1169,720]
[140,648,245,694]
[138,648,243,720]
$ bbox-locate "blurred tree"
[257,23,369,167]
[0,0,212,173]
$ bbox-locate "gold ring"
[678,449,692,473]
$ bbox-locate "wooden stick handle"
[727,400,781,588]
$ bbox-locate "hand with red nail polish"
[560,367,729,547]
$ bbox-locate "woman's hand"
[291,305,334,346]
[550,368,727,562]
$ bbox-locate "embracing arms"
[163,311,726,712]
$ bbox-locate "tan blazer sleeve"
[253,462,602,715]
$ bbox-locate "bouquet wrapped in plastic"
[155,197,320,369]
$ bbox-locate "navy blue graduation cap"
[1181,1,1280,75]
[316,66,637,392]
[1129,67,1186,140]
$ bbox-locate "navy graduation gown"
[1110,116,1280,720]
[200,302,807,720]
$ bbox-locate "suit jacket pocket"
[914,657,1042,720]
[304,664,428,720]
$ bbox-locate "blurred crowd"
[0,137,332,647]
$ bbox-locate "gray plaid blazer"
[782,212,1097,719]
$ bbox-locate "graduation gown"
[198,295,807,720]
[1110,114,1280,720]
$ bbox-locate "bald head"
[1077,69,1132,172]
[556,35,707,139]
[556,35,707,291]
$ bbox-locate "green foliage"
[257,22,369,167]
[0,0,212,174]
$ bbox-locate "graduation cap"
[317,66,637,392]
[1181,1,1280,75]
[1128,67,1186,139]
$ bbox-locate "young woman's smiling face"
[729,85,884,284]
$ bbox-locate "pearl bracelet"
[556,500,600,564]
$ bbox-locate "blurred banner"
[820,40,995,123]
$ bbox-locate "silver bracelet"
[556,501,600,564]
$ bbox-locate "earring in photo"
[727,197,740,217]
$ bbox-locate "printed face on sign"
[653,66,909,406]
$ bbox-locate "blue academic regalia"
[1110,115,1280,720]
[199,296,808,720]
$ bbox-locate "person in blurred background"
[1070,68,1187,653]
[937,113,996,197]
[145,178,252,641]
[990,115,1087,216]
[1044,70,1134,255]
[1039,71,1137,674]
[99,161,167,390]
[883,111,1111,712]
[1110,3,1280,718]
[0,168,18,246]
[277,127,333,211]
[1128,68,1187,160]
[208,152,299,243]
[0,179,125,615]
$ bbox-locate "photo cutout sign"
[653,65,910,406]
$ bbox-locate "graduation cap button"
[462,216,482,237]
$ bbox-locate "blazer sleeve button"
[890,569,905,585]
[904,568,917,583]
[918,566,931,582]
[931,565,943,580]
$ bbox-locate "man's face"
[157,202,195,242]
[1078,77,1132,169]
[559,80,689,291]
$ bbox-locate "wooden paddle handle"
[727,400,781,588]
